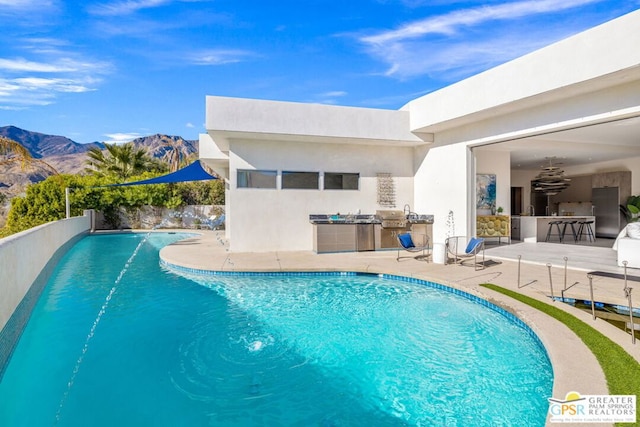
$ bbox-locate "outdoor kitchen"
[310,210,434,254]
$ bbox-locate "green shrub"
[3,173,225,235]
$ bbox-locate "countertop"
[515,215,594,219]
[517,215,595,242]
[309,214,434,224]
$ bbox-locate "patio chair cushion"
[398,233,415,249]
[465,237,483,254]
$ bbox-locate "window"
[324,172,359,190]
[237,169,277,188]
[282,171,319,189]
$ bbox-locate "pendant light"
[532,158,571,196]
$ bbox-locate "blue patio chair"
[445,236,485,270]
[397,232,430,261]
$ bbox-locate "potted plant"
[623,195,640,223]
[497,206,504,215]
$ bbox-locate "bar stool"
[545,220,564,242]
[562,220,578,243]
[577,220,596,242]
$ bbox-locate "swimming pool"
[0,232,553,426]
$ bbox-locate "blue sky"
[1,0,638,144]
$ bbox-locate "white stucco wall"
[414,143,473,244]
[410,78,640,152]
[0,215,91,332]
[206,96,425,148]
[475,150,512,215]
[199,133,229,180]
[228,139,415,252]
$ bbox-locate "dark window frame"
[236,169,277,189]
[281,171,320,190]
[324,172,360,190]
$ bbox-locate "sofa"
[614,223,640,268]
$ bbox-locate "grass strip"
[480,283,640,427]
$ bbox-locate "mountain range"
[0,125,199,220]
[0,125,106,159]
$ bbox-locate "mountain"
[1,126,198,172]
[0,125,105,158]
[128,134,199,165]
[1,126,199,163]
[0,126,199,225]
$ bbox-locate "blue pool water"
[0,233,553,426]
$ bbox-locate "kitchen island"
[517,215,596,242]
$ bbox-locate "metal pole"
[563,256,568,290]
[588,274,596,321]
[547,263,555,300]
[625,287,636,344]
[65,187,70,219]
[623,260,628,292]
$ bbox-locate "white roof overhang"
[206,96,430,151]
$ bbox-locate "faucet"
[526,205,535,216]
[403,204,418,220]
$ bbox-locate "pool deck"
[160,231,640,427]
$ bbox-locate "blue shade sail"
[111,160,217,186]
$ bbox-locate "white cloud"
[0,75,98,109]
[358,0,605,79]
[0,38,113,109]
[0,0,58,24]
[383,32,555,80]
[0,0,55,9]
[0,55,112,76]
[362,0,601,45]
[308,91,349,105]
[185,122,195,128]
[0,58,81,73]
[186,49,256,66]
[14,77,95,93]
[88,0,171,16]
[88,0,212,16]
[0,78,57,107]
[103,133,143,144]
[321,91,348,98]
[17,37,73,55]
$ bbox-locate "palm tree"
[0,136,58,175]
[85,143,163,180]
[160,136,191,172]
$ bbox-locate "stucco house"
[200,9,640,254]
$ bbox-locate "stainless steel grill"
[376,210,407,229]
[381,219,407,228]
